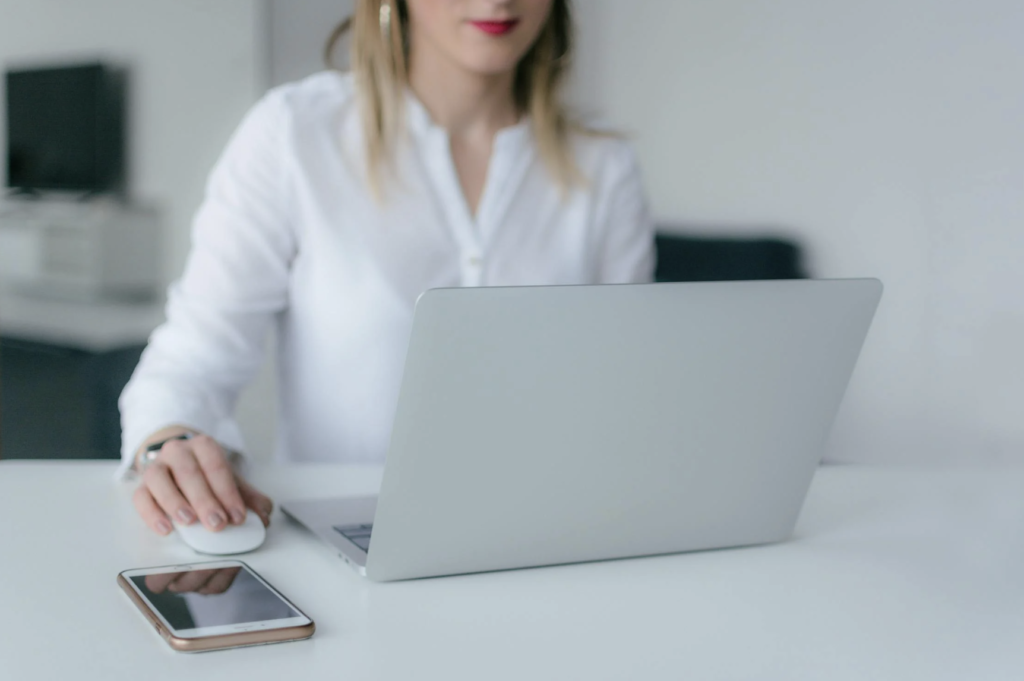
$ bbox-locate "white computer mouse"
[174,511,266,555]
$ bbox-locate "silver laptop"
[282,279,882,581]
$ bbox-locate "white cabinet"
[0,200,160,301]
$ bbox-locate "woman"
[120,0,654,537]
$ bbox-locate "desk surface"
[1,461,1021,680]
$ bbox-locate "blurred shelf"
[0,287,164,352]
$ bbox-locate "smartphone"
[118,560,315,652]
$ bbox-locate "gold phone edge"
[115,573,316,653]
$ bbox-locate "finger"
[237,476,274,527]
[191,436,247,525]
[167,569,217,594]
[197,567,240,595]
[161,442,228,532]
[145,572,181,594]
[142,461,197,526]
[132,486,173,535]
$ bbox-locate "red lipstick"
[469,19,519,36]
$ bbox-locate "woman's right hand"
[131,430,273,536]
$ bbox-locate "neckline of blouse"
[404,89,531,149]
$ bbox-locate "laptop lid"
[365,279,882,581]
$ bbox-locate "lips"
[469,19,519,36]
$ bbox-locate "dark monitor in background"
[5,62,126,196]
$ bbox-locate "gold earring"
[379,1,392,43]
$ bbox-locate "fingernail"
[156,519,172,535]
[230,508,246,525]
[177,508,195,524]
[208,511,225,529]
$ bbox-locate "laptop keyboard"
[333,523,373,551]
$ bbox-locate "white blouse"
[117,71,654,478]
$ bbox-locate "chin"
[460,51,525,77]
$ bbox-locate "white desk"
[1,462,1021,680]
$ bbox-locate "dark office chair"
[0,337,143,459]
[654,231,807,283]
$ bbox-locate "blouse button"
[467,256,482,267]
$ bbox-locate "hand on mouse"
[131,427,273,537]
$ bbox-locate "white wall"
[577,0,1024,463]
[0,0,264,284]
[0,0,276,456]
[268,0,352,86]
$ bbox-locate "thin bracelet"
[137,433,193,472]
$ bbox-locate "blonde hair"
[325,0,586,197]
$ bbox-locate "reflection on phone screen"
[130,567,297,631]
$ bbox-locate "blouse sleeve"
[595,141,656,284]
[116,88,297,479]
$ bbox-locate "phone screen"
[129,564,299,633]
